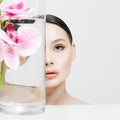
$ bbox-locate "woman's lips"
[45,71,59,79]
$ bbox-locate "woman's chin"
[46,79,61,88]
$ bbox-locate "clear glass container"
[0,0,45,115]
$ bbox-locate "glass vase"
[0,0,45,115]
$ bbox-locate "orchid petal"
[0,1,31,19]
[4,8,30,14]
[7,23,15,33]
[7,14,27,20]
[17,26,42,56]
[15,1,24,9]
[7,23,17,42]
[0,29,16,45]
[4,45,19,69]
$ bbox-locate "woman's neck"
[46,82,68,105]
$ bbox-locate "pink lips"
[45,71,59,80]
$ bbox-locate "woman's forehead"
[46,23,70,43]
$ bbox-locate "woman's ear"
[71,43,76,61]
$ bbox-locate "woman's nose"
[45,61,53,66]
[45,52,54,66]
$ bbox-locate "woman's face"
[46,23,75,88]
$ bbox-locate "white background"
[46,0,120,104]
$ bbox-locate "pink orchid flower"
[0,24,42,69]
[0,0,31,19]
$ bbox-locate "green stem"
[0,0,2,4]
[0,61,5,90]
[2,18,11,30]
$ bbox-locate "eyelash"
[54,44,65,52]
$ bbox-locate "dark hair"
[46,14,73,44]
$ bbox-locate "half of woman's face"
[46,23,75,88]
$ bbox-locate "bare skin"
[46,81,87,105]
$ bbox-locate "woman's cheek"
[61,54,72,73]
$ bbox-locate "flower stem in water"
[0,61,5,90]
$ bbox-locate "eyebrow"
[51,39,66,44]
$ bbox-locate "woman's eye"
[54,45,65,52]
